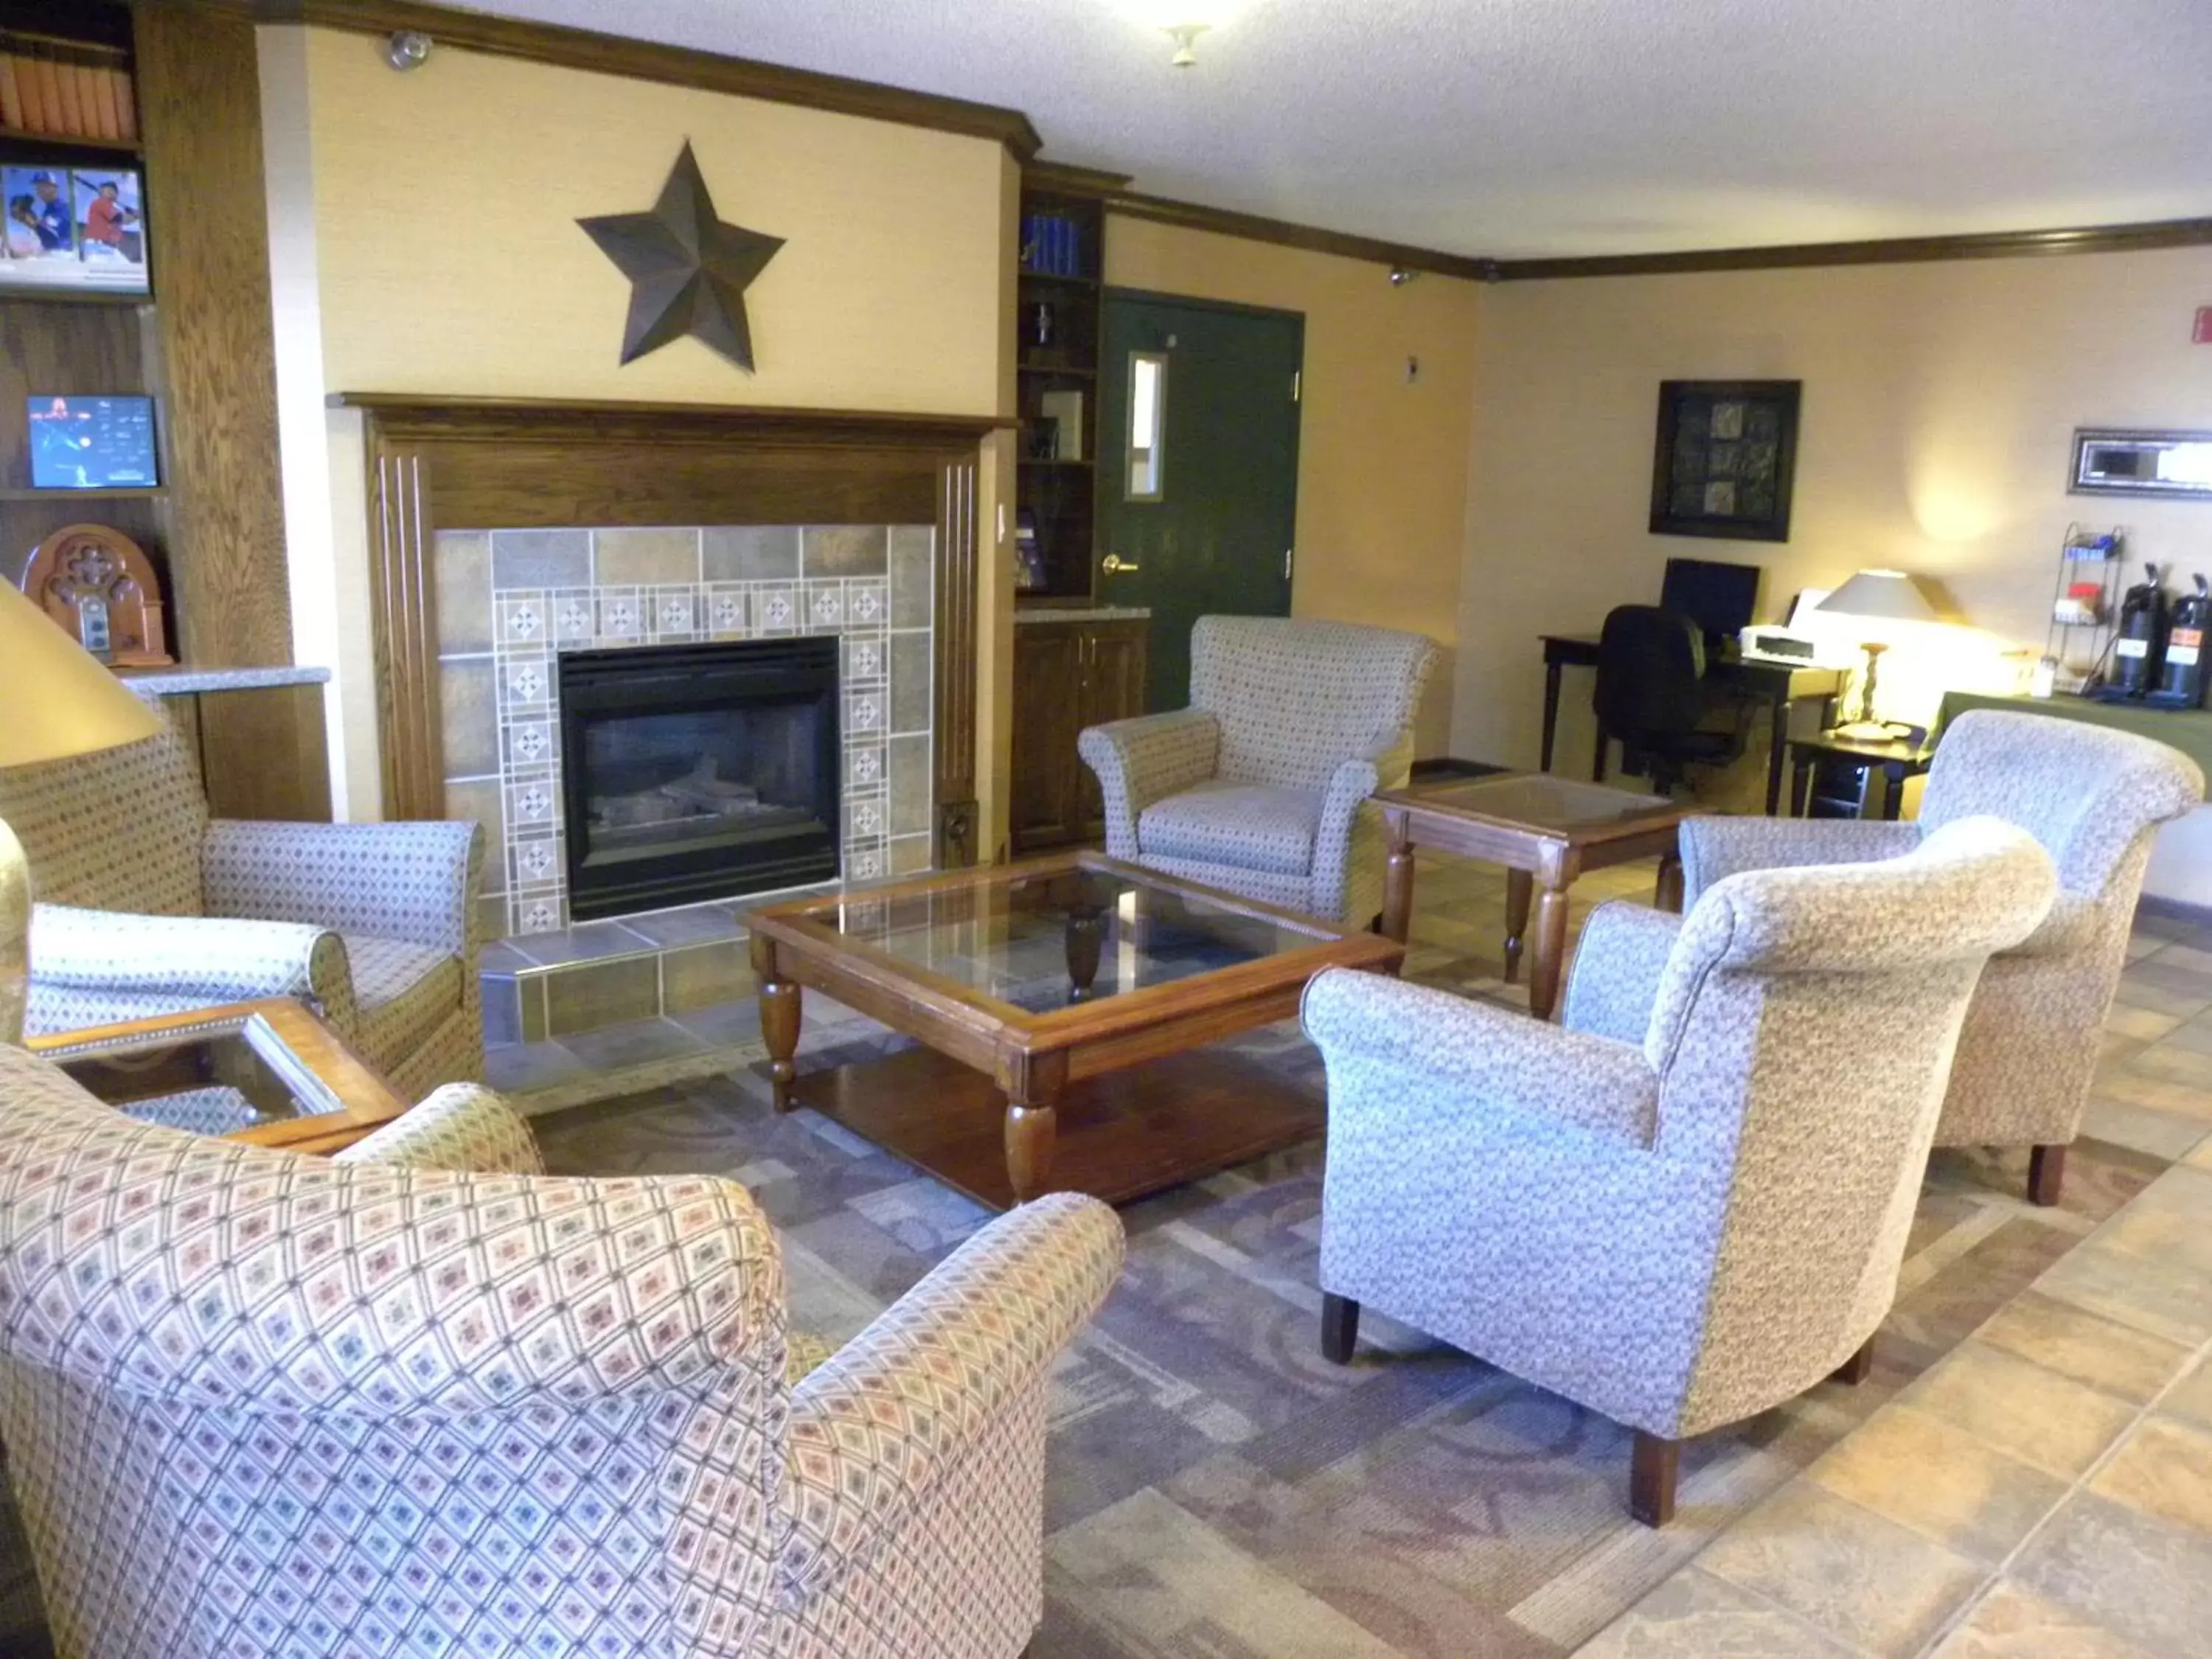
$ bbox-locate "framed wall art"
[1649,379,1801,542]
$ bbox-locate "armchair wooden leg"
[1831,1335,1877,1385]
[2028,1144,2067,1207]
[1320,1293,1360,1364]
[1630,1432,1680,1528]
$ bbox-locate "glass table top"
[1387,773,1686,835]
[811,863,1332,1017]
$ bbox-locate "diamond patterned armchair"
[1679,709,2204,1203]
[0,696,484,1098]
[1302,817,2056,1525]
[0,1040,1124,1658]
[1078,616,1439,926]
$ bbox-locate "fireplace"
[557,639,841,919]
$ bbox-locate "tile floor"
[519,848,2212,1655]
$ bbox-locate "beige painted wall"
[1455,248,2212,778]
[1105,217,1481,755]
[266,27,1015,824]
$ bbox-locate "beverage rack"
[2045,523,2125,686]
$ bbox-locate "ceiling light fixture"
[1165,23,1207,66]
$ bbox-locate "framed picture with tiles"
[1649,380,1801,543]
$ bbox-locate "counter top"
[1013,606,1151,626]
[119,665,333,696]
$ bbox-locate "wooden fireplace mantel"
[343,393,1006,868]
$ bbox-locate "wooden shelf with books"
[1013,179,1107,604]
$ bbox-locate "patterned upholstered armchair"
[1680,709,2203,1204]
[0,696,484,1101]
[0,1040,1124,1658]
[1078,616,1439,926]
[1303,818,2055,1525]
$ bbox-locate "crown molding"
[1104,190,1497,282]
[216,0,1043,159]
[1023,159,1135,198]
[1488,215,2212,280]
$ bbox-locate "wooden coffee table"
[1377,773,1691,1020]
[29,996,411,1155]
[745,851,1403,1208]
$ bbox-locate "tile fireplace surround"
[436,523,935,939]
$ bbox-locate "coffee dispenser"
[2154,574,2211,708]
[2101,563,2166,700]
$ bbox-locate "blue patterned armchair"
[1078,616,1439,926]
[0,696,484,1103]
[0,1040,1124,1658]
[1680,709,2203,1203]
[1302,817,2056,1525]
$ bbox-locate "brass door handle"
[1102,554,1140,574]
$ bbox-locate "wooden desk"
[1377,773,1688,1020]
[1540,635,1845,815]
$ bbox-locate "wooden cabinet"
[1009,617,1149,855]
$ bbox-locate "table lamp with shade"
[1815,568,1942,742]
[0,578,164,1044]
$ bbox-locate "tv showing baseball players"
[0,163,147,294]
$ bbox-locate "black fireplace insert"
[557,639,840,919]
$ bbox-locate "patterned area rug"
[532,989,2166,1658]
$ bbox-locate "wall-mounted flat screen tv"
[27,394,159,489]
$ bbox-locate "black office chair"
[1593,605,1750,796]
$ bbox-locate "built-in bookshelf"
[1015,184,1106,604]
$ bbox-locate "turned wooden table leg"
[1064,905,1106,1002]
[1380,808,1415,952]
[1527,880,1571,1020]
[759,978,801,1112]
[1002,1051,1067,1205]
[1655,849,1684,914]
[1503,869,1533,984]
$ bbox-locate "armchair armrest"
[333,1082,543,1175]
[778,1192,1123,1604]
[1302,967,1658,1147]
[1679,814,1919,907]
[28,905,355,1029]
[203,819,482,956]
[1562,901,1683,1047]
[1309,728,1413,922]
[1077,709,1220,859]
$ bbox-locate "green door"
[1098,291,1302,712]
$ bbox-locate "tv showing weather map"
[27,395,159,490]
[0,163,147,294]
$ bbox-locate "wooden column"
[133,4,330,821]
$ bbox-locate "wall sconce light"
[384,30,433,71]
[1164,23,1208,66]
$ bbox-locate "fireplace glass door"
[558,639,840,918]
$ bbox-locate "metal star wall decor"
[578,142,785,372]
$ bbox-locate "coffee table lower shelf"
[781,1044,1326,1211]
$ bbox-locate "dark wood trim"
[934,454,981,868]
[1490,216,2212,281]
[354,398,991,832]
[1630,1432,1680,1528]
[220,0,1042,159]
[1107,189,1497,282]
[1024,159,1133,198]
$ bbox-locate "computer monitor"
[1660,557,1761,649]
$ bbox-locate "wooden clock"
[18,524,173,666]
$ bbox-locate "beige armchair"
[0,1040,1124,1658]
[1680,709,2203,1203]
[1302,817,2056,1523]
[0,698,484,1100]
[1078,616,1439,926]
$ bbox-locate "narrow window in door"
[1126,351,1167,501]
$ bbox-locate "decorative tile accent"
[443,524,934,933]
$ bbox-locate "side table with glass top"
[28,997,410,1155]
[1377,773,1691,1020]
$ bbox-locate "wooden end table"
[1787,728,1933,821]
[1377,773,1691,1020]
[745,850,1403,1208]
[29,997,411,1155]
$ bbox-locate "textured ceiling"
[448,0,2212,258]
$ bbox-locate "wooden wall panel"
[131,4,289,669]
[935,456,979,867]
